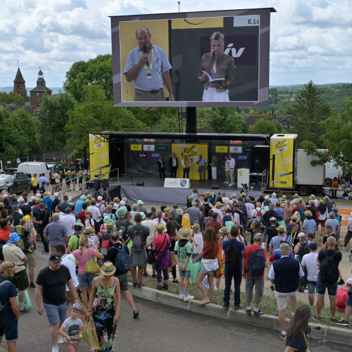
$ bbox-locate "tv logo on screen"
[224,44,245,58]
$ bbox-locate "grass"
[129,273,351,330]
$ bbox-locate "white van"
[17,162,50,180]
[325,161,343,186]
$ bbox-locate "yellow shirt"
[31,177,37,186]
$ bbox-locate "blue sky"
[1,0,351,88]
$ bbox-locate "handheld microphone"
[143,45,149,66]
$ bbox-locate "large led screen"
[110,8,275,107]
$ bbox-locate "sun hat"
[304,210,312,218]
[119,201,126,206]
[84,226,94,234]
[0,202,4,208]
[80,195,86,200]
[231,193,237,198]
[35,198,41,204]
[18,198,25,203]
[100,262,116,277]
[53,192,59,197]
[309,242,317,250]
[43,192,50,198]
[179,227,192,240]
[264,195,269,200]
[106,222,115,230]
[113,197,120,203]
[137,200,144,205]
[215,202,222,207]
[310,195,315,199]
[251,210,257,218]
[68,196,72,202]
[298,232,305,238]
[140,212,146,220]
[191,223,200,229]
[97,196,102,201]
[219,227,229,234]
[291,215,298,221]
[188,195,194,200]
[276,225,286,233]
[104,216,111,223]
[72,303,82,311]
[319,199,324,204]
[155,223,166,233]
[36,193,41,198]
[106,205,113,210]
[0,261,19,273]
[12,204,20,211]
[87,195,92,200]
[49,253,61,263]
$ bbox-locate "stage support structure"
[186,107,197,134]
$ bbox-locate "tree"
[63,54,113,103]
[65,85,148,156]
[199,107,247,133]
[0,92,25,106]
[127,107,178,127]
[269,88,279,104]
[250,116,283,134]
[36,93,76,157]
[286,81,330,148]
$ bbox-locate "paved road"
[1,244,350,352]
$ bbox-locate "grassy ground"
[129,273,351,330]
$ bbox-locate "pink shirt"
[73,248,97,274]
[153,233,170,252]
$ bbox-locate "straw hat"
[106,222,115,230]
[276,225,286,233]
[113,197,120,203]
[155,223,165,233]
[215,202,222,208]
[84,226,94,234]
[188,195,194,200]
[304,210,312,218]
[291,215,298,221]
[231,193,237,198]
[219,227,229,234]
[100,262,116,277]
[191,223,200,229]
[179,227,192,240]
[106,205,113,210]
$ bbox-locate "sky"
[1,0,351,88]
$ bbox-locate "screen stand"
[185,107,197,134]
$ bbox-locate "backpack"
[132,227,143,252]
[33,205,40,220]
[248,249,266,277]
[298,241,310,259]
[100,232,111,255]
[0,280,10,312]
[336,288,349,309]
[298,204,306,221]
[225,241,240,269]
[320,251,339,284]
[114,244,130,273]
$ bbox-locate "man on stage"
[169,153,178,178]
[228,154,236,186]
[197,154,207,181]
[123,27,175,102]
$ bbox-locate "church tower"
[13,67,28,102]
[30,69,52,109]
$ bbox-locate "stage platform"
[108,173,265,206]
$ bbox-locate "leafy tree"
[36,93,76,158]
[127,107,178,127]
[250,116,283,134]
[0,92,25,106]
[286,81,330,148]
[63,54,113,103]
[65,85,148,156]
[269,88,279,104]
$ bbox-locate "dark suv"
[0,172,31,194]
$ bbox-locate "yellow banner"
[120,20,170,101]
[171,17,224,29]
[172,144,208,180]
[131,144,142,151]
[269,135,295,188]
[89,134,109,179]
[215,146,228,153]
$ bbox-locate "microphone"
[143,45,149,66]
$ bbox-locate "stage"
[107,173,265,206]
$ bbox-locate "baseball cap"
[269,217,277,222]
[137,200,144,205]
[0,261,19,273]
[332,207,338,212]
[12,204,20,211]
[97,196,102,201]
[49,253,61,263]
[346,278,352,286]
[309,242,317,250]
[18,198,25,202]
[72,303,82,311]
[297,232,305,238]
[53,192,59,197]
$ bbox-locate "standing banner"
[89,134,110,179]
[172,144,208,180]
[269,135,296,188]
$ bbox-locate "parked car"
[46,162,67,173]
[0,172,31,194]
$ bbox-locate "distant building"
[13,67,28,102]
[275,115,292,130]
[30,69,52,113]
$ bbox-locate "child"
[20,217,35,253]
[59,303,84,352]
[175,227,194,302]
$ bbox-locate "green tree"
[286,81,330,148]
[269,88,279,104]
[63,54,113,103]
[250,116,283,134]
[127,107,178,127]
[36,93,76,157]
[65,85,148,156]
[0,92,25,106]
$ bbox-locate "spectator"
[205,211,221,234]
[186,201,203,225]
[266,217,278,247]
[301,242,319,305]
[268,225,286,257]
[44,213,69,254]
[325,212,341,241]
[343,212,352,250]
[335,278,352,314]
[302,210,316,236]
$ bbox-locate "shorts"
[116,272,129,292]
[0,319,18,342]
[347,294,352,308]
[274,290,297,310]
[317,219,326,227]
[200,263,214,276]
[317,276,337,297]
[78,273,95,289]
[24,252,36,270]
[13,269,29,291]
[64,341,79,352]
[44,302,67,326]
[307,280,317,295]
[178,268,191,279]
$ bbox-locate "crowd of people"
[0,188,352,352]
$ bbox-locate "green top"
[175,240,193,271]
[68,233,83,251]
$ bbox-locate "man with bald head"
[124,27,174,101]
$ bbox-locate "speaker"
[136,182,145,186]
[212,184,220,189]
[102,179,110,189]
[93,179,101,190]
[86,180,95,190]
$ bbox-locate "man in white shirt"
[142,212,157,277]
[96,196,105,217]
[228,154,236,186]
[59,208,76,237]
[88,200,102,232]
[222,191,230,205]
[301,242,319,306]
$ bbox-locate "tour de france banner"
[172,144,208,180]
[89,134,110,179]
[269,135,295,188]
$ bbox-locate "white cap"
[3,194,8,198]
[251,210,257,218]
[97,196,102,201]
[53,192,59,197]
[36,193,41,198]
[18,198,25,202]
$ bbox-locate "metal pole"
[178,1,180,12]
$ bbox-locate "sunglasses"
[3,263,15,271]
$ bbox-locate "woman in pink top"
[73,235,104,309]
[283,201,293,226]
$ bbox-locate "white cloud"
[0,0,351,88]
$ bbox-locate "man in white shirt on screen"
[228,154,236,186]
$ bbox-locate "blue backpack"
[114,244,130,273]
[298,205,305,221]
[248,249,266,277]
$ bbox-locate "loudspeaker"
[94,179,101,190]
[212,184,220,189]
[102,179,110,189]
[136,182,145,186]
[86,180,95,190]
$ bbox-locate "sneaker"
[312,315,321,321]
[52,347,59,352]
[152,272,157,278]
[228,184,234,187]
[279,332,287,340]
[19,307,30,315]
[337,279,345,285]
[330,317,339,323]
[343,247,347,251]
[58,335,64,344]
[172,279,179,285]
[137,282,145,288]
[298,287,304,293]
[183,295,194,302]
[169,273,173,279]
[224,181,229,184]
[246,308,251,315]
[179,294,184,300]
[254,309,265,316]
[335,319,349,327]
[143,271,148,277]
[270,286,275,291]
[234,305,242,310]
[304,289,308,293]
[30,283,36,289]
[133,282,138,288]
[223,304,229,310]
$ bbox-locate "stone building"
[30,69,52,111]
[13,67,28,102]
